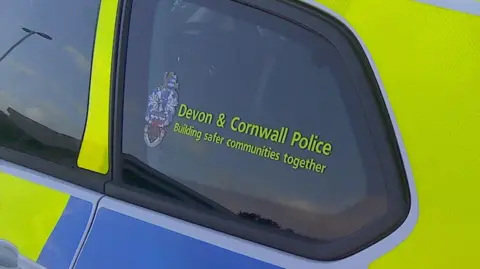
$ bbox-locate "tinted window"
[120,0,408,259]
[0,0,99,167]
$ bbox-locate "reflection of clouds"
[63,45,90,73]
[0,89,82,139]
[6,57,63,98]
[0,0,100,154]
[285,199,359,215]
[25,107,44,122]
[6,58,40,78]
[0,89,22,111]
[1,56,87,136]
[288,199,320,213]
[4,48,91,122]
[30,103,83,139]
[182,177,387,239]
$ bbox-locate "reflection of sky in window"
[0,0,99,139]
[137,1,369,215]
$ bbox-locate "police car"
[0,0,479,268]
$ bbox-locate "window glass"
[0,0,99,166]
[122,0,388,241]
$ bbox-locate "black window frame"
[0,0,113,192]
[109,0,411,261]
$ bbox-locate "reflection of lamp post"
[0,27,52,63]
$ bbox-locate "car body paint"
[75,206,282,269]
[310,0,480,268]
[0,160,100,269]
[77,0,120,174]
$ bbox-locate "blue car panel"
[75,207,282,269]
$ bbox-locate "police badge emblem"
[144,72,179,147]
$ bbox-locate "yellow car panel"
[314,0,480,267]
[0,172,69,261]
[77,0,120,174]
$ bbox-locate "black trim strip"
[107,0,127,189]
[111,0,132,192]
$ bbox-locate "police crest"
[144,72,179,147]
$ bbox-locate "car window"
[120,0,409,259]
[0,0,99,167]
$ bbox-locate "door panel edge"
[0,159,103,269]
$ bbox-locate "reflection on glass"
[122,0,388,241]
[0,27,52,63]
[0,0,100,166]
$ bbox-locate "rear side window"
[0,0,100,167]
[118,0,409,260]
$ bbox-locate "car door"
[74,0,414,268]
[0,0,116,268]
